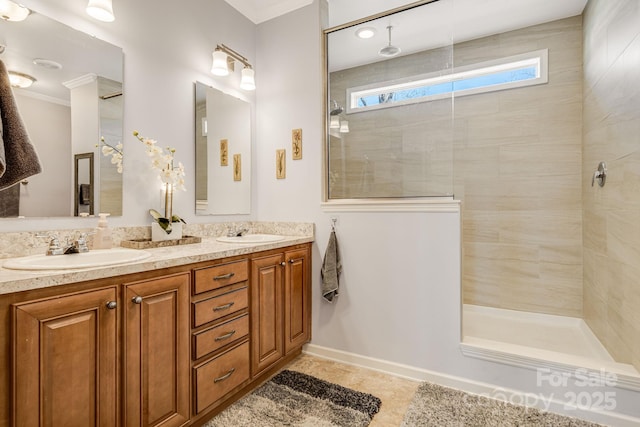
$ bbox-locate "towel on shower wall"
[0,59,42,190]
[321,230,342,303]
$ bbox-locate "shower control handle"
[591,162,607,187]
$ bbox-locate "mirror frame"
[73,152,94,216]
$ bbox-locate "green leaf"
[171,214,186,224]
[149,209,162,221]
[157,217,172,233]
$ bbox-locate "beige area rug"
[204,370,382,427]
[401,382,603,426]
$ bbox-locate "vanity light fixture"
[211,44,255,91]
[355,27,376,39]
[339,120,349,133]
[330,116,340,129]
[86,0,115,22]
[8,71,36,88]
[0,0,30,21]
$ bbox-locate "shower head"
[329,100,344,115]
[379,26,401,58]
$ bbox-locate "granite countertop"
[0,235,314,295]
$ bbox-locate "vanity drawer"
[194,260,248,294]
[193,287,248,327]
[194,341,250,414]
[193,314,249,360]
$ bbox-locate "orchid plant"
[98,137,123,173]
[133,130,186,233]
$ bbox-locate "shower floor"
[462,304,640,381]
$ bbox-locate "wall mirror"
[0,8,124,218]
[74,153,94,216]
[194,82,251,215]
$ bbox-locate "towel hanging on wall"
[321,227,342,303]
[0,59,42,190]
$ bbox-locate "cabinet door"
[124,273,190,427]
[251,254,284,376]
[13,287,118,427]
[284,247,311,354]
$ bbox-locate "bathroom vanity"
[0,234,312,426]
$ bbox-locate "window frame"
[346,49,549,114]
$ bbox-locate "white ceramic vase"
[151,221,183,241]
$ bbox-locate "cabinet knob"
[106,301,117,310]
[280,262,286,266]
[132,296,143,304]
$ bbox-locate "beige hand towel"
[321,230,342,303]
[0,59,42,190]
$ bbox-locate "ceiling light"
[211,44,256,91]
[0,0,30,21]
[379,26,401,58]
[355,27,376,39]
[33,58,63,70]
[86,0,115,22]
[8,71,36,88]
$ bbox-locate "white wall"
[14,94,71,217]
[256,0,640,423]
[1,0,257,232]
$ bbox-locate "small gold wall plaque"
[292,128,302,160]
[276,149,286,179]
[220,139,228,166]
[233,154,242,181]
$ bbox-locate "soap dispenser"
[93,213,113,249]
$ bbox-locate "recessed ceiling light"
[355,27,376,39]
[33,58,63,70]
[8,71,36,88]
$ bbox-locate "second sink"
[216,234,285,244]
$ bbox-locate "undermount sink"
[2,248,152,271]
[216,234,285,244]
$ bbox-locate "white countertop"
[0,235,314,295]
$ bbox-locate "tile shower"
[328,0,640,378]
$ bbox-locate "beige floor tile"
[285,353,420,426]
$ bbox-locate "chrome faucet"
[227,227,249,237]
[38,232,91,256]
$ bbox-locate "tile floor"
[285,353,420,426]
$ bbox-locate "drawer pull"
[213,302,235,312]
[214,272,235,281]
[213,368,236,383]
[214,330,237,342]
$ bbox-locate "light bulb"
[0,0,30,21]
[86,0,114,22]
[339,120,349,133]
[240,67,255,91]
[211,50,229,76]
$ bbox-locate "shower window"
[347,49,548,114]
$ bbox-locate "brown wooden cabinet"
[4,242,311,427]
[251,246,311,377]
[12,287,119,427]
[124,272,190,427]
[251,253,285,376]
[284,246,311,354]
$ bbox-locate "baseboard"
[303,344,640,427]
